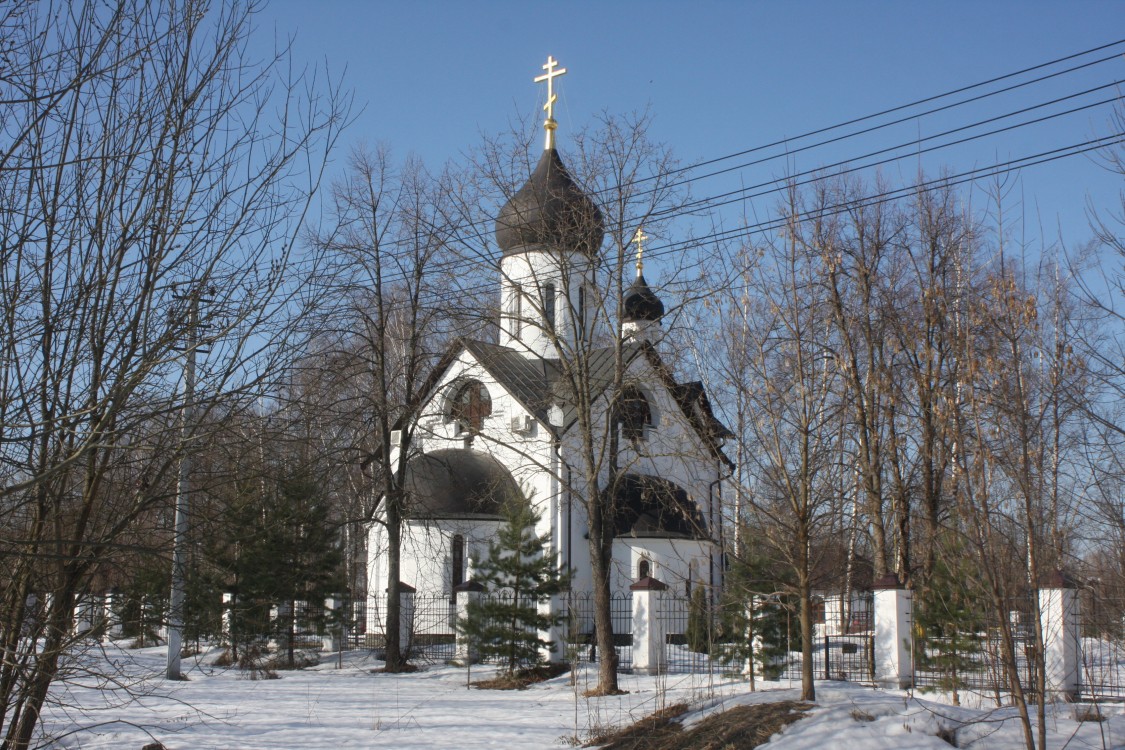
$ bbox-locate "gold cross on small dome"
[534,55,567,149]
[634,227,648,273]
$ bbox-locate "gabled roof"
[415,337,732,467]
[462,339,560,424]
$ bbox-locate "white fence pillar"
[73,594,95,635]
[453,580,485,664]
[270,602,291,652]
[1039,571,1079,700]
[630,576,667,676]
[398,583,416,655]
[221,592,235,645]
[873,574,913,689]
[103,591,123,639]
[322,596,342,652]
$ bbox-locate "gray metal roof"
[494,148,604,258]
[403,448,520,520]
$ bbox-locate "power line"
[285,40,1125,295]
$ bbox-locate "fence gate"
[776,593,875,684]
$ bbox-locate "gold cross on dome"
[534,55,566,148]
[634,227,649,273]
[534,55,567,121]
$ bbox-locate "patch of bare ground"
[590,699,813,750]
[473,663,570,690]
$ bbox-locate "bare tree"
[305,147,479,671]
[713,183,846,702]
[0,1,346,745]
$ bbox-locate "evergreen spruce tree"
[915,535,985,705]
[714,550,792,679]
[456,499,570,676]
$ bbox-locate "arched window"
[577,285,586,339]
[450,380,491,434]
[638,557,651,580]
[543,282,556,329]
[510,292,522,338]
[450,534,465,603]
[617,385,652,441]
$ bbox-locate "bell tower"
[495,56,604,359]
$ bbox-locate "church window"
[543,283,556,329]
[617,385,652,441]
[451,534,465,602]
[577,285,586,339]
[450,380,492,434]
[510,292,522,337]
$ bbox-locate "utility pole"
[167,290,207,680]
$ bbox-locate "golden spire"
[534,55,567,150]
[633,227,648,276]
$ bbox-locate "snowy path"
[35,644,1125,749]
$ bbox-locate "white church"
[366,57,732,644]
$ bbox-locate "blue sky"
[254,1,1125,256]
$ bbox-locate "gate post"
[630,576,667,675]
[873,574,913,688]
[453,580,485,664]
[398,583,416,655]
[1039,570,1079,700]
[322,596,342,652]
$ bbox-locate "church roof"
[462,339,560,424]
[494,148,604,258]
[403,448,519,520]
[609,473,707,540]
[622,272,665,323]
[418,338,732,466]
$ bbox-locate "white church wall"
[498,251,592,358]
[611,538,713,596]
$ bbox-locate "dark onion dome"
[608,473,707,540]
[495,148,604,257]
[622,272,665,323]
[403,448,520,519]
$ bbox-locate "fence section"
[1078,588,1125,701]
[772,593,875,683]
[913,595,1036,695]
[566,591,632,669]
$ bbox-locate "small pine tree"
[456,499,570,676]
[714,551,792,678]
[915,535,986,705]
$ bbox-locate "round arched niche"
[448,379,492,435]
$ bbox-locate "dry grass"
[591,699,813,750]
[473,662,570,690]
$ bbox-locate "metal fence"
[913,595,1036,695]
[409,593,457,663]
[565,591,633,669]
[1078,588,1125,701]
[771,593,875,683]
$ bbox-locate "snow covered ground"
[35,642,1125,749]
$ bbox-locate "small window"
[811,595,826,624]
[451,534,465,602]
[617,385,652,441]
[510,293,522,337]
[543,283,556,329]
[638,558,651,580]
[450,380,492,434]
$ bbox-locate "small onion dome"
[495,148,604,257]
[623,272,664,322]
[402,449,520,519]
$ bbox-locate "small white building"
[366,59,731,647]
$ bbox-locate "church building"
[366,57,732,648]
